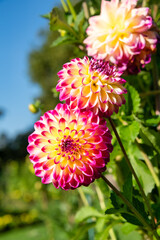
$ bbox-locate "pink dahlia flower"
[56,57,127,116]
[27,103,113,190]
[84,0,158,72]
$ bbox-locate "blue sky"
[0,0,60,137]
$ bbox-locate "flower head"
[84,0,158,72]
[56,57,127,116]
[27,104,113,190]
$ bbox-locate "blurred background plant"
[0,0,160,239]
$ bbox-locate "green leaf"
[105,198,114,211]
[140,125,160,154]
[75,206,103,223]
[107,193,146,226]
[132,198,149,221]
[121,222,137,234]
[139,143,154,158]
[129,156,155,195]
[51,35,77,47]
[139,130,152,148]
[130,86,141,114]
[157,228,160,238]
[121,84,140,115]
[41,13,51,19]
[74,10,85,31]
[145,116,160,127]
[118,121,140,143]
[123,173,132,202]
[50,8,77,37]
[127,144,155,194]
[114,224,142,240]
[105,208,127,215]
[110,192,124,209]
[121,213,142,226]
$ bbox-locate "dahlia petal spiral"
[27,104,113,190]
[56,57,127,116]
[84,0,158,73]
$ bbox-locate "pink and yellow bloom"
[84,0,158,72]
[56,57,127,116]
[27,103,113,190]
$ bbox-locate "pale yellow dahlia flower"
[84,0,158,73]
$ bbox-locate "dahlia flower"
[84,0,158,72]
[56,57,127,116]
[27,103,113,190]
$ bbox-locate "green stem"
[108,117,156,229]
[136,139,160,195]
[109,228,117,240]
[140,90,160,98]
[153,5,158,20]
[82,1,90,19]
[78,188,89,206]
[142,0,148,7]
[95,185,105,210]
[66,0,76,20]
[61,0,68,12]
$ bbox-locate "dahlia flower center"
[114,28,127,40]
[107,14,127,38]
[88,59,116,90]
[60,136,79,154]
[90,58,116,76]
